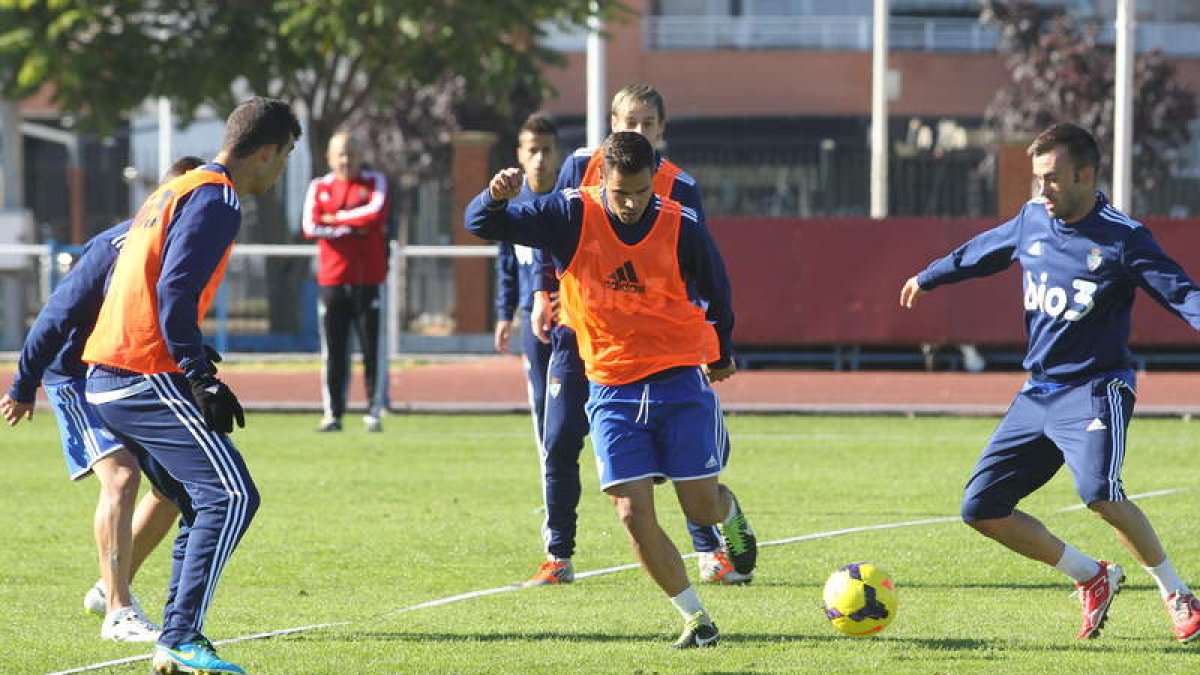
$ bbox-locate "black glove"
[179,345,223,380]
[188,374,245,434]
[203,344,223,369]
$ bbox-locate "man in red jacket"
[302,131,391,432]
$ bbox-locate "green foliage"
[0,0,172,132]
[3,413,1200,673]
[0,0,627,172]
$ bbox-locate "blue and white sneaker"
[152,637,245,674]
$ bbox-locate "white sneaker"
[84,581,148,618]
[83,581,107,616]
[101,606,161,642]
[363,415,382,433]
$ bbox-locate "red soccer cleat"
[1075,561,1124,639]
[1166,591,1200,643]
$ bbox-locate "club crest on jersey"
[1086,248,1103,272]
[549,378,562,398]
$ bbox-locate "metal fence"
[644,16,1200,56]
[673,144,997,217]
[0,242,495,354]
[6,147,1200,353]
[671,143,1200,218]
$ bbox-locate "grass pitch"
[3,413,1199,673]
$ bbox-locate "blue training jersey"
[7,220,131,402]
[466,186,735,366]
[533,147,706,293]
[916,192,1200,383]
[494,182,549,318]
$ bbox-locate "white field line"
[46,488,1188,674]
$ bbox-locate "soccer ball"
[821,562,897,636]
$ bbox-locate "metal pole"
[1112,0,1135,212]
[870,0,889,219]
[382,238,403,412]
[0,99,22,209]
[388,239,402,358]
[586,1,606,148]
[158,97,173,178]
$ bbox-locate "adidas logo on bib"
[1086,418,1108,432]
[604,261,646,294]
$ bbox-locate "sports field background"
[3,406,1200,673]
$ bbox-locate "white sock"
[548,555,570,564]
[1055,544,1101,583]
[1145,557,1190,598]
[670,586,705,620]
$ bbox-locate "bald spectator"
[302,131,391,432]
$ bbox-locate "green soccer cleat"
[717,491,757,575]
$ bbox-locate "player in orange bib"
[526,84,750,589]
[466,131,755,649]
[83,97,301,675]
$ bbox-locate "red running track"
[218,358,1200,417]
[5,358,1198,415]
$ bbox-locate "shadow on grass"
[751,579,1159,593]
[281,629,1192,656]
[282,630,991,650]
[284,629,674,645]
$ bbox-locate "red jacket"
[302,169,390,285]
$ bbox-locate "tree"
[1,0,625,334]
[0,1,626,178]
[981,0,1197,200]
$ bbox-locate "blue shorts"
[586,367,729,490]
[45,379,124,480]
[962,374,1136,521]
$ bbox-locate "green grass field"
[4,413,1199,674]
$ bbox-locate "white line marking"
[1056,488,1187,511]
[48,488,1188,674]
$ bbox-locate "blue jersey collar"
[1054,191,1107,233]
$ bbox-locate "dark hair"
[221,97,302,159]
[611,84,666,123]
[601,131,655,176]
[164,155,205,180]
[519,112,558,138]
[1027,123,1101,172]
